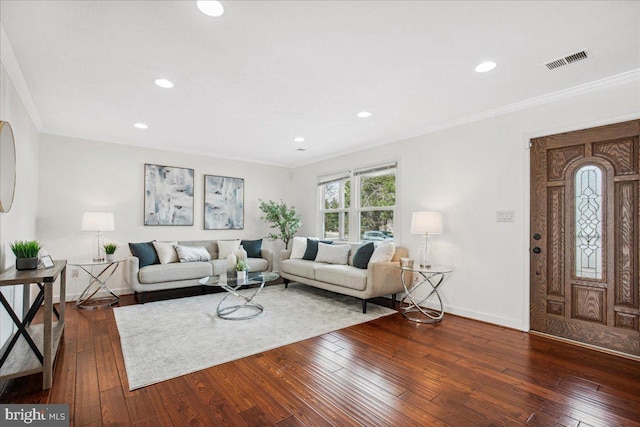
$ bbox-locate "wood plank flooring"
[1,292,639,426]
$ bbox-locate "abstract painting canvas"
[144,164,194,226]
[204,175,244,229]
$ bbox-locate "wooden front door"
[530,120,640,357]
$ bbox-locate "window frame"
[318,162,397,242]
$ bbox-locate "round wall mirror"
[0,121,16,213]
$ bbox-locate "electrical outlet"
[71,269,79,278]
[496,210,515,222]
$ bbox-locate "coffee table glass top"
[199,271,279,287]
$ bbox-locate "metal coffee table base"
[217,284,265,320]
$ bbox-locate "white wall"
[0,61,41,345]
[37,134,292,300]
[291,80,640,331]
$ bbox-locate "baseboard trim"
[443,304,526,331]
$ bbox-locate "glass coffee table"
[199,272,279,320]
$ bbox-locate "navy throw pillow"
[129,241,160,268]
[303,238,333,260]
[353,242,375,269]
[241,239,263,258]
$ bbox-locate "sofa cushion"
[241,239,262,258]
[369,241,395,265]
[153,241,179,264]
[217,239,241,259]
[290,236,307,259]
[246,257,268,273]
[280,259,323,279]
[315,265,368,291]
[138,262,213,284]
[352,242,375,269]
[303,238,332,260]
[209,259,228,276]
[129,241,159,268]
[315,242,350,265]
[175,245,211,262]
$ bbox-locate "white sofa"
[279,242,408,313]
[124,240,273,303]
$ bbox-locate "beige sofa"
[279,242,408,313]
[125,240,273,303]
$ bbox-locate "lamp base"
[93,231,105,262]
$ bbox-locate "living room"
[1,1,639,426]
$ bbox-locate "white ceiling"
[1,1,639,167]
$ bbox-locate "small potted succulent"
[236,260,248,279]
[10,240,42,270]
[103,243,118,262]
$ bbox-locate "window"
[575,165,603,279]
[318,163,396,241]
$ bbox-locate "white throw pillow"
[217,240,241,259]
[315,243,350,265]
[368,241,395,265]
[153,241,179,264]
[290,236,307,259]
[175,245,211,262]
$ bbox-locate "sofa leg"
[140,292,148,304]
[362,299,367,314]
[201,285,206,295]
[391,293,397,309]
[283,278,289,289]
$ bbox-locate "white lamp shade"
[81,212,115,231]
[410,211,443,234]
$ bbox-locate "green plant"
[258,199,302,249]
[10,240,42,258]
[236,260,248,271]
[103,243,118,255]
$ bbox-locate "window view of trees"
[320,165,396,242]
[359,174,395,241]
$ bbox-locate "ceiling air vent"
[544,49,592,71]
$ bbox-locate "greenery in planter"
[236,260,248,272]
[103,243,118,255]
[10,240,41,258]
[258,199,302,249]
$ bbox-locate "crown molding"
[396,69,640,142]
[0,24,43,129]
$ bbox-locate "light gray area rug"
[113,283,395,390]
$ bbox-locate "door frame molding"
[522,113,640,332]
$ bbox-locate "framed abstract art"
[144,163,194,226]
[204,175,244,230]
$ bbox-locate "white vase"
[237,270,246,279]
[236,245,247,262]
[106,254,115,262]
[226,253,237,274]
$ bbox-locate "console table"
[0,261,66,389]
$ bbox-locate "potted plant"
[10,240,42,270]
[236,260,248,279]
[258,199,302,249]
[103,243,118,262]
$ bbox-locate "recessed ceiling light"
[475,61,497,73]
[134,123,148,129]
[155,78,174,89]
[197,1,224,17]
[294,137,305,143]
[357,111,372,118]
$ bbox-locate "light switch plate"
[496,211,515,222]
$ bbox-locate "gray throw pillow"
[175,245,211,262]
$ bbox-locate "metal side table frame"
[399,265,452,323]
[71,259,122,309]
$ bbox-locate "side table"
[0,260,66,389]
[398,265,453,323]
[70,259,123,309]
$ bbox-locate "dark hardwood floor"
[1,291,639,427]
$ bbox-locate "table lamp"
[410,211,443,268]
[81,212,114,262]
